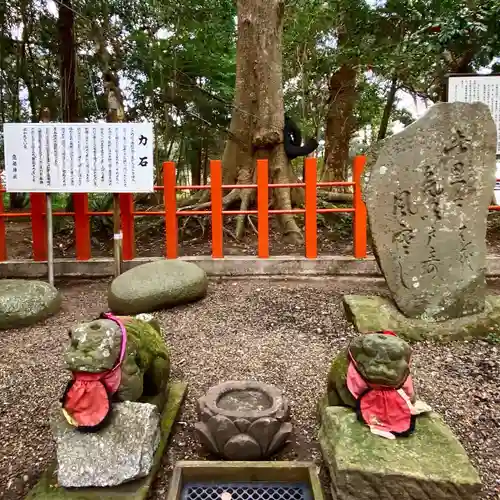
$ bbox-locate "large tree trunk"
[377,75,398,141]
[58,0,79,122]
[221,0,301,242]
[322,64,357,187]
[58,0,78,213]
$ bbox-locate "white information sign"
[2,122,154,193]
[447,75,500,154]
[495,161,500,205]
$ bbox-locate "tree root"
[247,215,258,235]
[177,190,208,208]
[177,188,240,212]
[235,189,252,239]
[318,190,353,203]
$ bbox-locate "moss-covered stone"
[343,294,500,342]
[108,260,208,315]
[65,317,170,404]
[319,406,481,500]
[0,279,61,330]
[26,380,187,500]
[326,350,356,407]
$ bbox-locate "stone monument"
[195,381,292,460]
[344,102,499,340]
[318,333,482,499]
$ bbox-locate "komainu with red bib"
[60,313,170,432]
[327,330,431,439]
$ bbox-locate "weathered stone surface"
[319,406,482,500]
[344,294,500,342]
[64,317,170,403]
[195,381,292,460]
[53,402,160,488]
[0,279,61,329]
[108,260,208,315]
[327,333,413,407]
[27,380,188,500]
[363,102,496,321]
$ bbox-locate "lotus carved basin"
[195,381,292,460]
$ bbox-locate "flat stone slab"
[0,279,61,330]
[53,402,161,488]
[343,294,500,342]
[26,380,187,500]
[108,260,208,315]
[319,406,481,500]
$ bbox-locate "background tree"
[1,0,499,247]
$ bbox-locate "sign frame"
[445,72,500,155]
[2,122,155,194]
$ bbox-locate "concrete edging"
[2,255,500,278]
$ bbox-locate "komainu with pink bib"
[61,313,170,431]
[327,330,431,439]
[319,331,482,499]
[51,313,171,488]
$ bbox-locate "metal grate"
[181,482,312,500]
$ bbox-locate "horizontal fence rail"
[1,155,498,264]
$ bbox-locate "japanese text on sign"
[447,75,500,154]
[2,122,154,193]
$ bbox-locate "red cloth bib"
[346,331,415,438]
[61,313,127,431]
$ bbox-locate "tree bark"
[58,0,79,122]
[377,75,398,141]
[220,0,301,242]
[322,64,357,187]
[191,138,202,186]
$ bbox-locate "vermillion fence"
[3,154,495,263]
[0,155,367,261]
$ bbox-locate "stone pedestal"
[27,381,187,500]
[343,294,500,342]
[52,402,161,488]
[319,406,481,500]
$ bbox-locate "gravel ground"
[0,278,499,499]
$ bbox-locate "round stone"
[0,279,62,330]
[108,260,208,315]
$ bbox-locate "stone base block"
[343,294,500,341]
[26,380,187,500]
[54,402,161,488]
[319,406,481,500]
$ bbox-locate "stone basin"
[195,381,292,460]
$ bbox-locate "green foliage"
[1,0,499,197]
[486,331,500,344]
[89,193,114,235]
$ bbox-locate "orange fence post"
[119,194,135,260]
[257,159,269,258]
[163,161,178,259]
[210,160,223,258]
[304,157,318,258]
[353,155,368,259]
[73,194,91,260]
[0,182,6,261]
[30,193,47,261]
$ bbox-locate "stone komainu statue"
[326,331,430,439]
[60,312,170,431]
